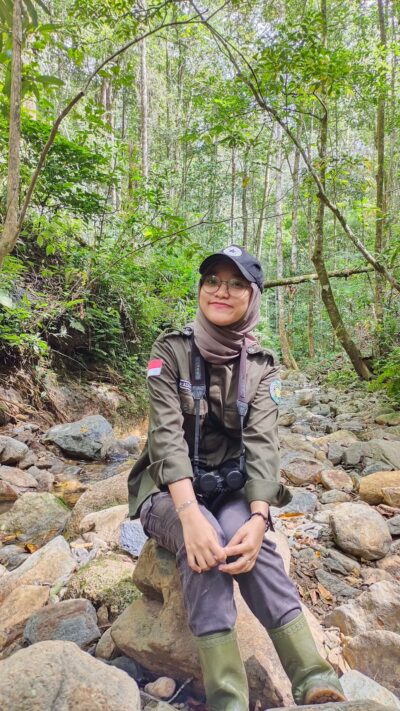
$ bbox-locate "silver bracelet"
[175,499,196,515]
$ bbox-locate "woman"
[128,245,345,709]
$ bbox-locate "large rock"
[0,640,141,710]
[0,466,37,501]
[382,487,400,507]
[0,535,76,604]
[0,492,70,547]
[268,702,399,711]
[359,470,400,504]
[66,469,129,537]
[376,553,400,581]
[359,440,400,469]
[79,504,128,548]
[340,669,400,709]
[64,553,139,617]
[24,599,100,648]
[343,630,400,696]
[281,458,324,486]
[43,414,115,460]
[320,469,353,492]
[311,431,359,448]
[0,436,28,465]
[329,502,392,560]
[111,540,300,709]
[0,585,49,652]
[325,581,400,636]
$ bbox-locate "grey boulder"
[0,640,141,710]
[24,598,100,648]
[0,436,28,465]
[43,415,115,460]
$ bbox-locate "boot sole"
[305,687,347,705]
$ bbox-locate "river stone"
[359,470,400,504]
[388,515,400,536]
[29,467,55,492]
[278,411,296,426]
[268,703,399,711]
[311,430,359,448]
[281,458,324,485]
[320,489,351,504]
[325,581,400,636]
[64,552,139,616]
[0,436,28,465]
[0,640,141,710]
[0,585,49,651]
[321,548,361,576]
[340,669,400,710]
[95,627,118,660]
[296,389,315,406]
[329,502,392,560]
[0,544,28,571]
[43,414,115,460]
[66,469,129,537]
[18,450,37,470]
[270,490,318,517]
[0,466,38,500]
[327,443,344,465]
[120,519,148,557]
[376,554,400,580]
[382,487,400,507]
[0,535,76,604]
[360,440,400,469]
[343,630,400,696]
[79,504,128,548]
[24,598,100,648]
[315,569,358,598]
[375,412,400,427]
[320,469,353,492]
[111,539,294,709]
[362,460,393,476]
[0,492,70,547]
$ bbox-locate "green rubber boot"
[268,613,346,705]
[195,630,249,711]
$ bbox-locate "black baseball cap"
[199,245,264,292]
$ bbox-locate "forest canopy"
[0,0,399,402]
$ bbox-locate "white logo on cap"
[223,246,242,257]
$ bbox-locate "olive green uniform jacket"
[128,326,291,518]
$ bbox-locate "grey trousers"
[140,491,301,637]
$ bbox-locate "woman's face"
[199,261,252,326]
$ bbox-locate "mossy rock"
[64,553,141,617]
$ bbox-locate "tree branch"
[190,2,400,296]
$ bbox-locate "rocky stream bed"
[0,369,400,710]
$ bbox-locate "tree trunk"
[242,148,249,249]
[311,0,373,380]
[374,0,387,326]
[291,131,301,274]
[140,37,149,183]
[275,127,298,370]
[231,147,236,240]
[0,0,23,269]
[255,156,270,260]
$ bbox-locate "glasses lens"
[228,278,248,294]
[202,275,220,293]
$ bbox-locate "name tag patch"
[270,379,282,404]
[147,358,164,377]
[179,379,192,392]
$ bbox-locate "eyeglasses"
[201,274,250,297]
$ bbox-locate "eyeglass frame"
[200,274,251,297]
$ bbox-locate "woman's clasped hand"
[179,504,266,575]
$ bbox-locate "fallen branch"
[264,266,374,288]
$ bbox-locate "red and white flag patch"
[147,358,164,377]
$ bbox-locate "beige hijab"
[193,283,261,364]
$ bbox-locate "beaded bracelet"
[247,511,271,530]
[175,499,196,515]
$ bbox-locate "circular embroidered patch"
[223,246,242,257]
[270,379,282,405]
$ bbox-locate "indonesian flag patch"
[147,358,164,377]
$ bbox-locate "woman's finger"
[187,551,202,574]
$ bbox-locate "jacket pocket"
[179,390,208,417]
